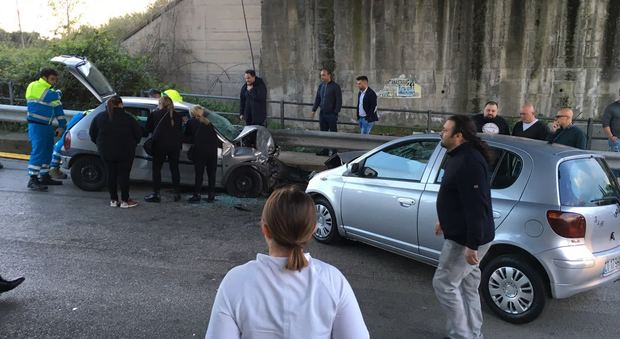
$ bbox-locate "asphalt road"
[0,158,619,339]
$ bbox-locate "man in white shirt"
[511,103,549,140]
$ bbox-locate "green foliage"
[100,0,173,42]
[0,27,157,110]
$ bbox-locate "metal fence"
[180,92,607,149]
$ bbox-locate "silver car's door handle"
[493,211,502,219]
[397,198,416,208]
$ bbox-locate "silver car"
[306,133,620,323]
[52,55,279,197]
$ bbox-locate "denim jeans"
[358,117,374,134]
[609,139,620,152]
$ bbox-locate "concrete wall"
[122,0,261,96]
[260,0,620,124]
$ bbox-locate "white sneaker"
[120,199,138,209]
[110,200,119,207]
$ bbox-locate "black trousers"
[319,113,338,154]
[152,148,180,193]
[104,158,132,202]
[193,152,217,195]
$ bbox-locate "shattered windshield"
[204,111,243,141]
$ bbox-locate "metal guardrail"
[271,129,397,151]
[0,104,81,124]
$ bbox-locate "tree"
[48,0,83,37]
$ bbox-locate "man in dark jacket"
[311,68,342,155]
[547,108,587,149]
[473,100,510,135]
[239,70,268,126]
[433,115,495,339]
[355,76,378,134]
[512,103,549,140]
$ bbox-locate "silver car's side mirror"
[350,163,360,174]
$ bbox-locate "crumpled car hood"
[233,125,276,155]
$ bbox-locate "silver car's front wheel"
[313,196,341,244]
[481,254,547,324]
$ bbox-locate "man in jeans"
[602,90,620,152]
[311,67,342,156]
[355,75,378,134]
[433,115,495,339]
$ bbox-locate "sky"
[1,0,156,38]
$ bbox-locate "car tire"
[481,254,547,324]
[226,167,263,198]
[312,196,341,244]
[70,156,106,192]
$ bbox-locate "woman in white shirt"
[205,187,369,339]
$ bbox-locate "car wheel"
[226,167,263,198]
[70,156,106,191]
[313,196,341,244]
[481,255,547,324]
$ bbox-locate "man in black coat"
[473,101,510,135]
[311,67,342,155]
[355,76,378,134]
[239,70,268,126]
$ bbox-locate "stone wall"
[261,0,620,123]
[122,0,261,96]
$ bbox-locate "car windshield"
[558,157,620,207]
[204,111,243,141]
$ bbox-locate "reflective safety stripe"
[28,165,41,170]
[27,113,53,123]
[27,99,56,107]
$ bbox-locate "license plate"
[603,257,620,276]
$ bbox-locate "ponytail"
[285,245,309,271]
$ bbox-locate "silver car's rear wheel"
[488,267,534,314]
[313,196,340,243]
[481,254,547,324]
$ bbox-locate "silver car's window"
[490,150,522,189]
[435,148,522,189]
[558,158,620,207]
[364,140,438,181]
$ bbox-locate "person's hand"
[182,116,189,124]
[55,127,65,137]
[239,114,244,121]
[465,248,479,265]
[610,135,618,143]
[550,121,559,132]
[55,89,62,98]
[434,222,443,236]
[310,111,316,119]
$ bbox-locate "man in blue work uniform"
[25,68,67,191]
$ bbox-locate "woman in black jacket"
[144,96,184,202]
[89,95,142,208]
[185,105,220,203]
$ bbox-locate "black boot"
[39,174,62,186]
[173,193,181,202]
[144,192,161,203]
[27,176,48,191]
[206,192,216,203]
[0,275,25,293]
[188,194,201,203]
